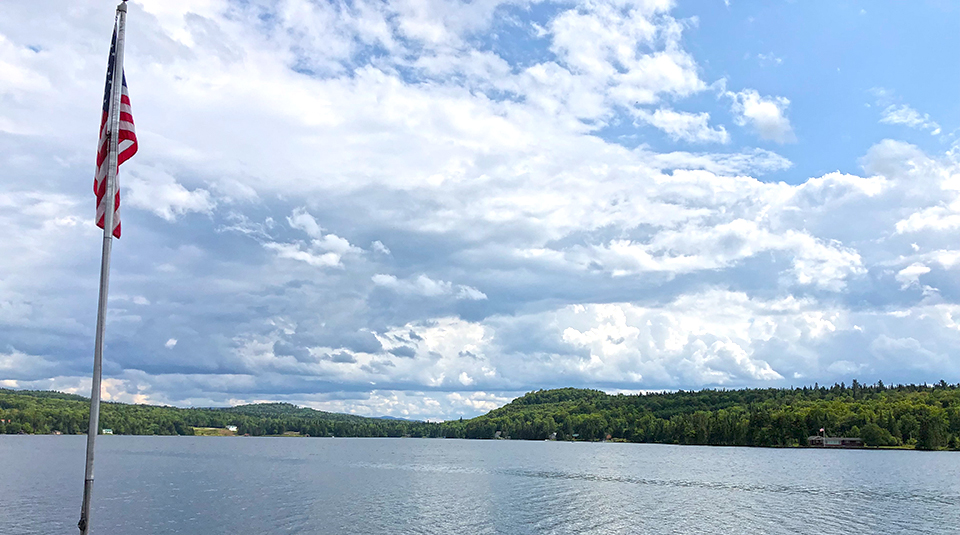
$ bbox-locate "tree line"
[455,381,960,450]
[2,380,959,450]
[0,390,451,438]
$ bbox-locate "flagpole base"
[78,477,94,534]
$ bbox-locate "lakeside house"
[226,425,238,432]
[807,435,863,448]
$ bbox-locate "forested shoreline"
[462,382,960,450]
[2,381,959,450]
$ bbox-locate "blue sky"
[681,1,958,183]
[1,0,959,419]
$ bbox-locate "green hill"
[221,402,370,423]
[460,381,960,450]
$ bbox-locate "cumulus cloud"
[124,170,214,221]
[725,87,796,143]
[458,0,706,126]
[566,221,864,290]
[262,208,361,268]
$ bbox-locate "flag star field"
[0,0,958,420]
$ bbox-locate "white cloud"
[650,148,792,175]
[725,88,796,143]
[569,222,864,291]
[756,52,783,67]
[165,338,178,348]
[456,285,488,301]
[124,169,214,221]
[869,334,945,372]
[826,360,862,375]
[869,86,895,106]
[263,209,361,268]
[265,242,343,268]
[540,291,843,385]
[374,273,451,296]
[373,274,487,300]
[634,108,730,144]
[540,1,704,119]
[871,89,940,135]
[880,104,941,135]
[294,389,518,420]
[112,294,152,306]
[0,348,58,379]
[896,205,960,234]
[211,287,888,394]
[287,207,325,238]
[896,262,931,289]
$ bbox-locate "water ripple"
[349,461,960,507]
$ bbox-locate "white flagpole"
[79,2,127,533]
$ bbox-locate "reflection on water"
[1,436,958,534]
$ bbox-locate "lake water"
[1,436,958,534]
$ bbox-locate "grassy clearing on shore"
[191,427,235,436]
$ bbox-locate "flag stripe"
[94,25,137,239]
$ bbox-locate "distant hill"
[220,402,369,423]
[375,415,422,422]
[0,388,89,402]
[220,403,422,422]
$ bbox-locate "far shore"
[6,431,953,452]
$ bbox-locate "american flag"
[95,24,137,239]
